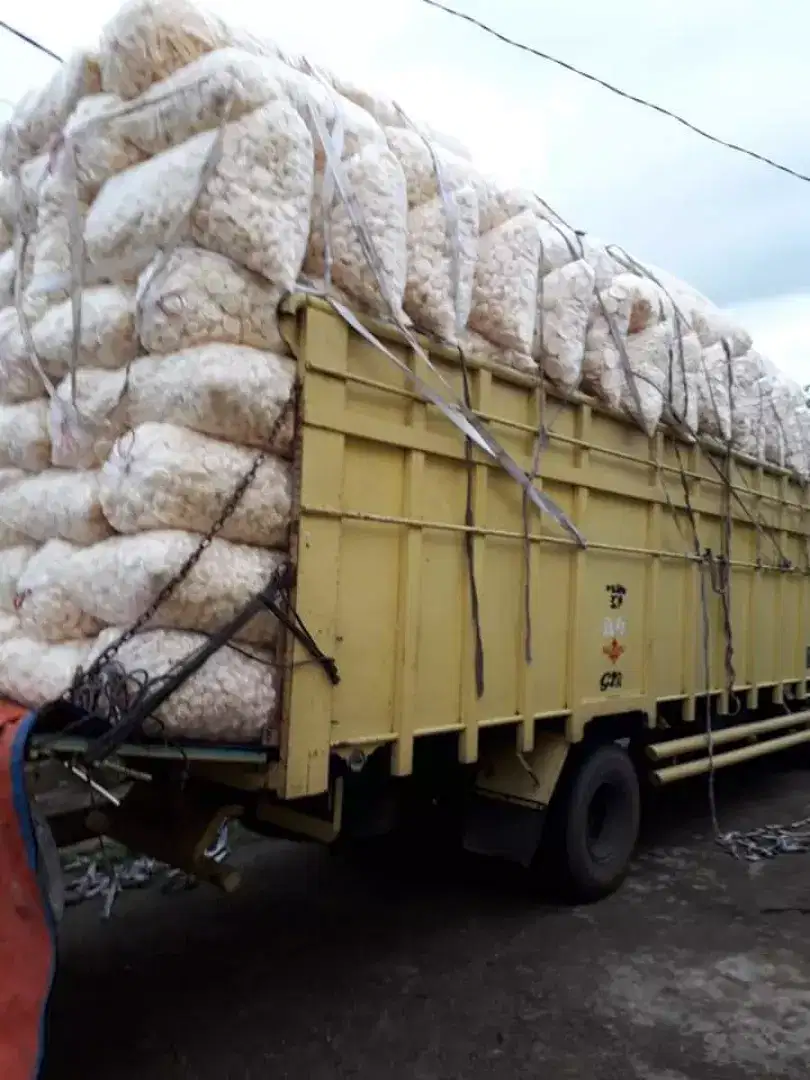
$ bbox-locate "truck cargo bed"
[278,297,810,799]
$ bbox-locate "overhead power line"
[419,0,810,185]
[0,20,62,64]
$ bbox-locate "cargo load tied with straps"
[0,0,808,745]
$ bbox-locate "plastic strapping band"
[318,293,586,547]
[320,104,345,294]
[306,108,585,546]
[9,171,59,404]
[394,103,464,338]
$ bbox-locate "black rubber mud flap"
[462,792,547,868]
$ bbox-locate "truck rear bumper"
[0,703,57,1080]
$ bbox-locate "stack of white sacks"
[0,0,807,741]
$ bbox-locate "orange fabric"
[0,702,53,1080]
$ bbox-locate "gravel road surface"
[43,758,810,1079]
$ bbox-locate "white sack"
[697,342,732,444]
[84,102,314,289]
[32,285,138,377]
[577,235,624,290]
[0,51,101,173]
[603,273,673,335]
[127,345,296,451]
[1,230,35,319]
[48,93,146,204]
[794,408,810,482]
[536,259,595,391]
[99,48,277,156]
[468,206,543,356]
[384,126,477,207]
[456,329,537,375]
[0,636,92,707]
[0,400,51,472]
[98,0,291,98]
[109,46,415,328]
[401,190,478,341]
[331,73,472,160]
[0,250,16,309]
[50,344,295,468]
[619,322,672,437]
[690,305,752,356]
[0,524,29,549]
[6,152,50,201]
[87,626,280,743]
[0,469,26,491]
[0,544,37,612]
[0,470,30,544]
[0,469,112,545]
[304,140,408,319]
[536,217,579,275]
[0,178,14,234]
[66,531,284,643]
[639,264,752,358]
[384,126,479,339]
[583,273,670,395]
[759,375,785,469]
[730,350,769,461]
[49,372,127,470]
[0,155,49,239]
[583,315,628,412]
[582,272,680,424]
[769,379,809,477]
[0,309,43,404]
[107,48,334,158]
[100,423,292,547]
[136,246,286,355]
[756,373,802,472]
[665,329,701,439]
[22,187,92,323]
[14,539,102,642]
[0,613,21,644]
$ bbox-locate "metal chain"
[62,822,232,918]
[70,383,299,694]
[670,448,810,867]
[63,852,158,918]
[717,818,810,862]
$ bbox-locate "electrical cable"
[0,19,61,63]
[419,0,810,185]
[6,5,807,186]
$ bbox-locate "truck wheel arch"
[461,732,570,866]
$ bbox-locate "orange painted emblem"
[602,638,624,665]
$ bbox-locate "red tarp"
[0,702,56,1080]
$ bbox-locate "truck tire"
[546,743,640,903]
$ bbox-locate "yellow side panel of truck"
[279,299,810,799]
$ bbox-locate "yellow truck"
[31,295,810,903]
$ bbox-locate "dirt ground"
[43,757,810,1080]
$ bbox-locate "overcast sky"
[2,0,809,380]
